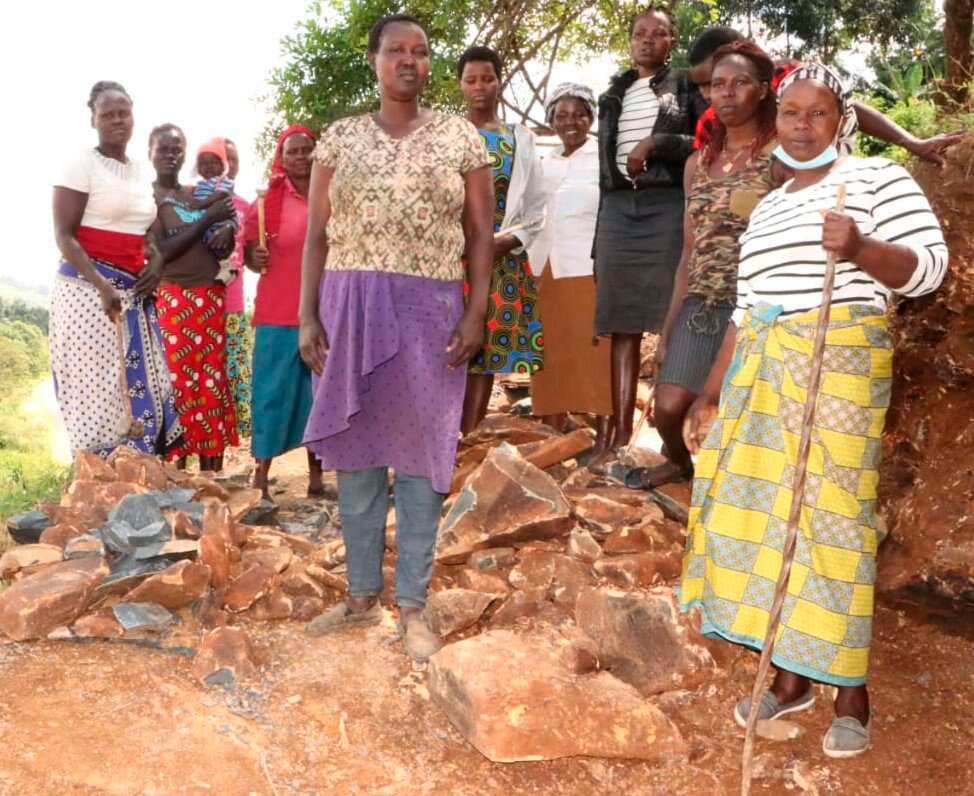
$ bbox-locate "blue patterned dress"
[468,125,544,374]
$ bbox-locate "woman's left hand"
[134,238,164,298]
[445,310,485,369]
[626,136,655,179]
[493,234,520,256]
[820,210,863,260]
[210,225,235,253]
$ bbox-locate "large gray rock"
[575,587,717,696]
[6,511,53,545]
[437,445,573,564]
[428,628,686,763]
[108,493,168,530]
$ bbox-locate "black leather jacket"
[597,66,704,192]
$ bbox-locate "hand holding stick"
[256,188,268,275]
[740,184,847,796]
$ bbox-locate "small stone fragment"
[38,523,86,549]
[305,564,348,593]
[242,545,293,574]
[756,719,805,741]
[74,450,118,482]
[227,488,265,522]
[593,551,681,588]
[63,534,106,560]
[572,495,648,536]
[113,601,174,633]
[7,511,54,545]
[602,525,657,555]
[0,557,108,640]
[193,626,259,686]
[567,528,602,562]
[107,492,168,530]
[508,549,593,609]
[457,568,511,598]
[424,589,494,637]
[122,560,211,609]
[0,544,63,577]
[467,547,517,572]
[199,535,232,588]
[437,445,573,564]
[71,609,124,638]
[241,499,279,526]
[291,595,326,622]
[248,588,294,621]
[223,564,276,612]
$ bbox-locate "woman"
[457,45,547,434]
[243,125,323,498]
[591,5,701,467]
[151,125,239,472]
[220,137,252,438]
[51,81,183,457]
[629,42,784,490]
[527,83,612,454]
[298,14,493,661]
[681,65,948,757]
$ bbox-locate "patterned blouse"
[314,112,489,282]
[685,148,776,304]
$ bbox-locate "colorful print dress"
[468,125,544,375]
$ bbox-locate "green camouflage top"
[685,147,776,304]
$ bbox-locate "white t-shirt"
[734,157,948,326]
[615,78,660,176]
[529,138,599,279]
[56,148,157,235]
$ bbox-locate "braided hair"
[629,4,677,37]
[87,80,130,112]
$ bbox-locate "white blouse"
[56,148,157,235]
[734,157,947,326]
[529,138,600,279]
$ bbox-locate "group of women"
[52,5,958,757]
[53,85,324,497]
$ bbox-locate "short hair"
[688,26,744,66]
[629,5,676,37]
[149,123,185,147]
[367,13,427,54]
[88,81,130,112]
[457,45,503,81]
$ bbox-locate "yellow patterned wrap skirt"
[680,303,892,686]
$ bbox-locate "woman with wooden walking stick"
[243,125,324,499]
[680,64,948,758]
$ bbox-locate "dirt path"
[1,448,972,795]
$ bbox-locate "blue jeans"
[336,467,445,609]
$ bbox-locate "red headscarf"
[264,123,317,238]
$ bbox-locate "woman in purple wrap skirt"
[297,13,495,661]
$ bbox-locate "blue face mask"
[773,144,838,171]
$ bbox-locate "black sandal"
[623,462,693,491]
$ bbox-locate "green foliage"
[856,93,974,162]
[0,296,49,335]
[0,319,67,528]
[718,0,928,60]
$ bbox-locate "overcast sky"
[0,0,311,291]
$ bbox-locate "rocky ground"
[1,417,973,795]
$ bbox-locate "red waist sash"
[76,226,145,273]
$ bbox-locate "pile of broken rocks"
[1,415,737,765]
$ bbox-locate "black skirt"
[594,186,685,336]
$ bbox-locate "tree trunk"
[944,0,974,101]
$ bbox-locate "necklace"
[718,140,757,174]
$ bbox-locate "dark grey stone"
[242,500,279,526]
[108,493,166,530]
[113,602,174,632]
[97,554,174,592]
[170,502,204,523]
[7,511,53,544]
[148,488,196,510]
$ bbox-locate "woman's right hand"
[683,393,719,455]
[251,245,270,273]
[298,317,329,376]
[98,281,123,323]
[203,196,236,224]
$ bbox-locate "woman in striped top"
[590,5,702,466]
[680,64,947,758]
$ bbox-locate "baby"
[194,139,239,285]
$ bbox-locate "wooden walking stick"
[740,184,847,796]
[256,187,268,275]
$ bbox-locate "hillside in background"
[0,276,50,310]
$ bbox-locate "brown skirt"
[531,264,612,416]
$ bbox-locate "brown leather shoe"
[398,615,442,661]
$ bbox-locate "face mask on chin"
[773,144,839,171]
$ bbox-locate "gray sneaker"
[398,615,442,662]
[734,689,815,728]
[822,716,871,758]
[305,600,382,637]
